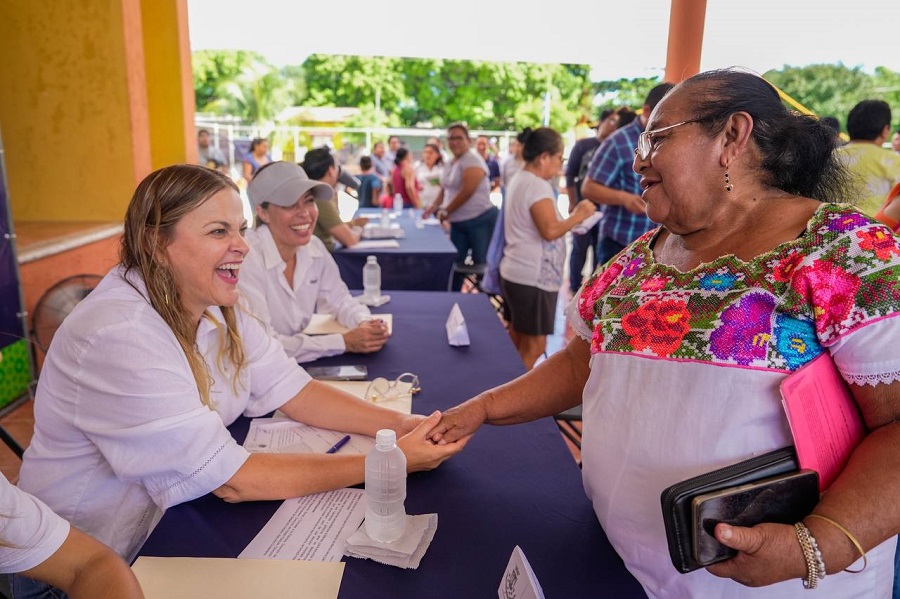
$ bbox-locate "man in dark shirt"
[565,109,619,292]
[475,135,501,191]
[355,155,383,208]
[581,83,675,267]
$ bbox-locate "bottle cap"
[375,429,397,448]
[366,255,377,262]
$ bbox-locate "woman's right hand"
[422,202,440,218]
[398,411,471,472]
[427,398,488,444]
[572,199,596,221]
[343,320,389,353]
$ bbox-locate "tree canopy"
[192,52,900,133]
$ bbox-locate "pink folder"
[779,353,866,493]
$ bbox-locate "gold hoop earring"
[724,167,733,192]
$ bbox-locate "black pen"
[326,435,352,454]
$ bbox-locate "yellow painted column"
[142,0,197,169]
[0,0,195,223]
[665,0,708,83]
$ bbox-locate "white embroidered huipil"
[569,204,900,599]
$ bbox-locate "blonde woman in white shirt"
[15,165,467,597]
[499,127,595,369]
[240,162,389,363]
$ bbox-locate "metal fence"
[194,119,518,175]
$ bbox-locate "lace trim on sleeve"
[564,295,592,343]
[841,370,900,387]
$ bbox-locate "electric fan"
[31,274,102,352]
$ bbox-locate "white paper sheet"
[499,546,546,599]
[346,239,401,250]
[239,488,367,562]
[132,557,344,599]
[303,313,393,335]
[244,419,375,455]
[446,302,470,346]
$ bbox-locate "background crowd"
[6,68,900,599]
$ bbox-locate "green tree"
[763,64,875,129]
[395,59,592,130]
[871,67,900,132]
[206,58,290,125]
[591,77,662,114]
[301,54,407,112]
[192,49,264,112]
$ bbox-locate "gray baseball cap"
[247,161,334,208]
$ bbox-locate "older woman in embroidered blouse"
[429,69,900,599]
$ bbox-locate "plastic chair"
[555,405,583,468]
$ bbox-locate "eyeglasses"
[365,373,421,403]
[634,119,702,161]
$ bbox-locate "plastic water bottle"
[393,193,403,215]
[365,429,407,543]
[380,208,390,229]
[362,255,381,300]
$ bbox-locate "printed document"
[239,488,367,562]
[499,546,546,599]
[244,419,374,455]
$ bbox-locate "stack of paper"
[302,313,393,336]
[239,489,367,563]
[131,556,344,599]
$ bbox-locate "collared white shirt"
[240,226,371,363]
[18,266,311,562]
[0,477,69,574]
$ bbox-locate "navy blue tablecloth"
[332,210,457,291]
[138,292,646,599]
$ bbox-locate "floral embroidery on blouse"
[577,203,900,371]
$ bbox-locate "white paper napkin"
[344,513,437,569]
[571,211,603,235]
[446,302,470,346]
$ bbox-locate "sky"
[187,0,899,81]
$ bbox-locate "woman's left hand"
[398,413,426,436]
[706,522,807,587]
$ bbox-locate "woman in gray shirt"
[426,123,499,291]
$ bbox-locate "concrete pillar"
[665,0,708,83]
[142,0,197,169]
[0,0,195,223]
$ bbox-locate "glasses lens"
[637,133,649,160]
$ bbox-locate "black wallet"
[660,447,810,573]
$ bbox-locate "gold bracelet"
[794,522,819,589]
[805,514,868,573]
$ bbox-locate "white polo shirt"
[18,266,311,562]
[0,477,69,574]
[240,226,371,363]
